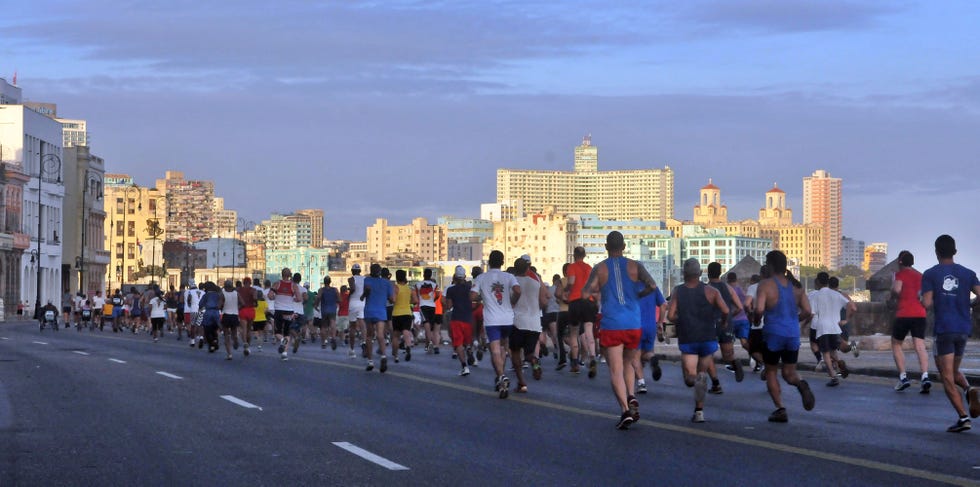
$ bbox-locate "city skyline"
[3,1,979,269]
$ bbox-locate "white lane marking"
[332,442,409,471]
[73,351,90,356]
[1,337,9,340]
[108,359,126,364]
[32,341,48,345]
[156,371,183,380]
[220,395,263,411]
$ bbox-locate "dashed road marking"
[332,442,409,471]
[156,371,182,380]
[32,341,48,345]
[220,395,263,411]
[109,359,126,364]
[73,351,90,356]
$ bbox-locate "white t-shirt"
[222,289,239,315]
[474,269,519,327]
[348,275,366,309]
[747,283,763,330]
[149,297,167,319]
[416,280,439,307]
[514,275,542,332]
[186,289,204,313]
[92,295,106,310]
[807,287,849,338]
[263,287,274,312]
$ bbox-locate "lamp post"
[33,153,61,319]
[147,195,164,286]
[79,173,103,296]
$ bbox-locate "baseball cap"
[521,254,531,262]
[454,265,466,278]
[351,263,361,270]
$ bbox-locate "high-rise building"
[21,102,89,149]
[863,242,888,274]
[840,236,866,269]
[496,136,674,221]
[480,199,525,222]
[155,171,214,243]
[295,209,325,246]
[439,216,493,262]
[366,217,447,263]
[576,215,678,288]
[212,197,238,238]
[257,212,318,251]
[803,170,842,269]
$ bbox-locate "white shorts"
[336,316,351,332]
[348,303,365,320]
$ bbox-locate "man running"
[220,280,242,360]
[416,268,441,354]
[727,272,753,372]
[348,264,367,359]
[186,282,205,348]
[318,277,340,350]
[511,258,549,392]
[707,262,745,388]
[806,272,854,386]
[754,251,815,423]
[148,289,167,343]
[445,266,474,376]
[390,270,416,362]
[363,264,394,372]
[471,250,521,398]
[269,268,301,360]
[890,250,931,393]
[921,235,980,432]
[237,277,258,357]
[744,270,768,376]
[668,259,729,423]
[565,247,599,378]
[634,279,666,394]
[581,231,659,430]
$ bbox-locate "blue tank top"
[763,278,799,338]
[599,256,641,330]
[320,287,338,314]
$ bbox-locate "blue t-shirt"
[319,287,339,315]
[363,276,393,321]
[445,282,473,323]
[922,263,979,335]
[599,256,641,330]
[638,284,666,326]
[763,278,799,338]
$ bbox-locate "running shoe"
[348,349,356,359]
[476,347,484,361]
[895,377,911,391]
[380,356,388,373]
[330,338,337,350]
[226,353,232,361]
[281,351,288,361]
[198,337,204,349]
[189,338,196,348]
[321,341,327,349]
[651,356,662,382]
[768,407,788,423]
[708,384,723,395]
[532,359,542,381]
[969,388,980,418]
[366,360,374,371]
[920,376,931,394]
[555,360,568,371]
[694,372,707,403]
[293,340,300,354]
[516,384,528,393]
[278,343,286,355]
[243,345,250,357]
[691,410,705,423]
[637,380,647,394]
[850,340,860,357]
[837,359,849,378]
[627,395,640,422]
[797,380,815,411]
[497,376,510,399]
[466,348,474,366]
[733,359,744,383]
[405,346,412,362]
[570,364,581,375]
[233,339,239,350]
[434,347,440,355]
[394,355,399,363]
[459,366,470,376]
[827,377,840,387]
[947,417,971,433]
[616,411,634,430]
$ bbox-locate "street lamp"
[33,153,61,319]
[147,195,164,286]
[79,173,103,296]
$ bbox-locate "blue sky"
[3,0,979,269]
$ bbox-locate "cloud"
[668,0,903,34]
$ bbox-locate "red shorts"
[451,320,473,348]
[239,307,256,321]
[599,329,641,349]
[472,305,483,324]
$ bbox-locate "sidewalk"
[653,335,980,384]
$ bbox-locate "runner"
[186,282,205,348]
[828,278,860,358]
[580,232,659,429]
[363,263,394,372]
[268,268,300,361]
[635,278,666,394]
[707,262,745,388]
[511,258,549,392]
[253,280,268,352]
[291,274,310,355]
[727,272,753,372]
[471,266,487,364]
[539,274,561,362]
[806,272,855,386]
[920,235,980,432]
[668,259,729,423]
[220,280,242,360]
[890,250,931,393]
[237,277,258,357]
[199,282,224,353]
[318,277,340,350]
[445,266,473,376]
[337,285,353,357]
[164,285,179,335]
[91,290,106,331]
[565,247,598,378]
[416,268,441,354]
[347,264,367,360]
[471,250,521,398]
[390,270,416,363]
[753,251,815,423]
[148,288,167,343]
[745,269,770,376]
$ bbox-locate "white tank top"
[349,275,365,305]
[222,289,239,315]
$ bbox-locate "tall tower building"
[156,171,215,243]
[497,136,674,221]
[803,170,842,269]
[296,209,325,246]
[692,179,727,227]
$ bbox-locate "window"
[128,221,136,237]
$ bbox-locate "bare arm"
[706,286,729,326]
[580,264,603,301]
[726,284,743,315]
[635,262,658,298]
[510,284,522,306]
[796,288,812,323]
[891,278,903,298]
[538,284,550,309]
[666,291,679,323]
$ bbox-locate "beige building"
[693,180,727,227]
[155,171,214,243]
[212,197,238,238]
[803,170,842,269]
[496,136,674,221]
[103,175,166,286]
[296,209,325,246]
[366,217,447,263]
[487,207,577,278]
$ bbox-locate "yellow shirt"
[393,282,413,316]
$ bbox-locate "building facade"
[840,236,866,269]
[257,212,320,251]
[803,169,843,269]
[487,207,577,279]
[366,217,447,263]
[496,136,674,221]
[265,248,331,287]
[103,176,166,287]
[439,216,493,262]
[62,146,108,296]
[156,170,214,243]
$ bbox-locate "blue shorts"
[934,333,968,357]
[679,341,719,357]
[731,319,750,340]
[640,321,657,352]
[485,325,513,343]
[763,334,800,352]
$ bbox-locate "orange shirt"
[566,261,592,301]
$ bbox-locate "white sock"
[899,372,907,380]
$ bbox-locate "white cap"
[454,265,466,278]
[351,263,361,270]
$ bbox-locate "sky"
[2,0,979,270]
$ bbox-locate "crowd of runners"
[48,233,980,432]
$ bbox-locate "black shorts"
[252,321,267,332]
[393,315,414,333]
[151,317,165,330]
[386,305,394,321]
[716,321,735,344]
[748,328,765,356]
[63,306,72,313]
[808,327,817,342]
[892,317,926,341]
[762,336,800,366]
[541,312,558,328]
[420,306,436,325]
[508,329,541,356]
[568,299,597,325]
[274,310,294,335]
[221,314,240,329]
[817,334,841,353]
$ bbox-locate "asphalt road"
[0,321,978,486]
